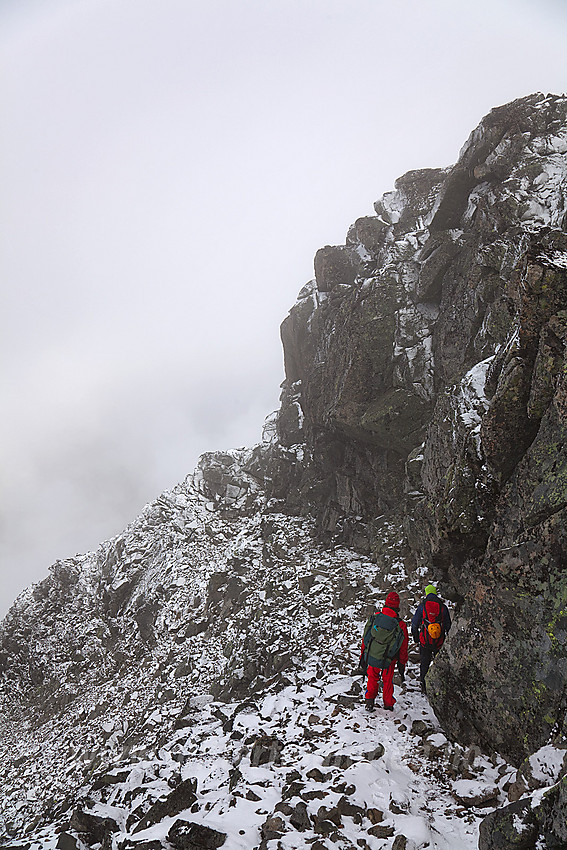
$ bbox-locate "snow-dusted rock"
[167,820,226,849]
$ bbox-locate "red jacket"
[361,605,409,666]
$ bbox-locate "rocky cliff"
[1,92,567,849]
[274,92,567,768]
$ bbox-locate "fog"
[1,0,566,616]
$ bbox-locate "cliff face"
[275,92,567,764]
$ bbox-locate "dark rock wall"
[425,231,567,763]
[274,92,567,762]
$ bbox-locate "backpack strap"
[361,613,377,671]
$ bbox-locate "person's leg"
[382,660,396,708]
[419,645,433,692]
[365,665,381,709]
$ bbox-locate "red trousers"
[365,660,396,707]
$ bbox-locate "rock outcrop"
[274,92,567,764]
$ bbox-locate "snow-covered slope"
[1,447,563,849]
[10,664,514,850]
[0,450,512,850]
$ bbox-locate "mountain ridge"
[2,92,567,849]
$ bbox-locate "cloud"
[1,0,566,616]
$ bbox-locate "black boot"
[365,698,375,712]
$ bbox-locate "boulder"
[314,245,361,291]
[167,820,226,850]
[289,801,311,831]
[533,775,567,848]
[133,778,198,832]
[368,824,395,838]
[259,815,285,841]
[55,835,80,850]
[249,735,284,766]
[479,799,538,850]
[68,809,119,844]
[362,744,385,761]
[453,781,499,808]
[337,796,365,819]
[321,752,355,769]
[480,776,567,849]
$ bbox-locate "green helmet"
[425,584,437,596]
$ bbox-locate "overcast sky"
[1,0,566,617]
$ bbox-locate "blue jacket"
[411,593,451,644]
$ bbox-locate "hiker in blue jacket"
[411,584,451,694]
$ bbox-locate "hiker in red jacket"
[359,591,409,712]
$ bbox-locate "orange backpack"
[419,599,444,647]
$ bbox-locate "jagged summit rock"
[2,92,567,848]
[278,91,567,538]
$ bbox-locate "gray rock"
[533,775,567,848]
[259,815,285,841]
[410,720,432,737]
[289,801,311,831]
[363,744,385,761]
[55,835,80,850]
[322,753,355,769]
[306,768,327,782]
[250,735,284,766]
[133,778,198,832]
[298,574,317,594]
[508,779,528,803]
[313,818,337,836]
[337,795,365,818]
[478,799,538,850]
[314,245,361,292]
[274,801,294,815]
[244,788,261,802]
[368,824,394,838]
[350,216,389,255]
[314,805,341,827]
[167,820,226,850]
[68,809,119,844]
[282,779,305,800]
[454,786,499,808]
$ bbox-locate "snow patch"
[528,745,566,785]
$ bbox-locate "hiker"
[359,591,408,712]
[411,584,452,693]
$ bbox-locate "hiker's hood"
[425,592,442,603]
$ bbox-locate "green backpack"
[363,612,404,670]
